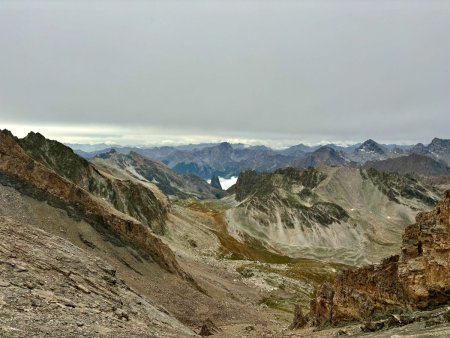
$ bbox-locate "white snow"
[207,176,238,190]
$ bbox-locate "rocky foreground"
[0,216,197,337]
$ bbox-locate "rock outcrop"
[209,175,222,190]
[306,190,450,326]
[399,189,450,309]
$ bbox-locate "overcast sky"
[1,0,449,147]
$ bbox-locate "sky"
[1,0,449,147]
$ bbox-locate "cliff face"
[307,190,450,326]
[0,130,186,278]
[399,189,450,308]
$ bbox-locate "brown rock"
[308,190,450,326]
[309,282,335,327]
[289,304,308,329]
[198,318,220,336]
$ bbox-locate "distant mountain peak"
[355,139,386,155]
[429,137,450,152]
[218,142,233,151]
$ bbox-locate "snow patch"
[207,176,238,190]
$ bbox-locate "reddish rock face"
[307,190,450,326]
[399,190,450,308]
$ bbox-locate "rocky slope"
[226,166,441,265]
[18,132,168,235]
[0,129,185,277]
[91,150,221,199]
[306,189,450,326]
[0,216,197,337]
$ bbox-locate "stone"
[198,318,220,336]
[210,176,222,190]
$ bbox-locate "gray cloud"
[1,0,449,145]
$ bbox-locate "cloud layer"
[1,1,449,145]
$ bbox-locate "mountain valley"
[0,130,449,337]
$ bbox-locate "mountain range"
[70,138,450,180]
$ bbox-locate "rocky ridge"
[18,132,168,235]
[0,130,187,278]
[91,150,221,199]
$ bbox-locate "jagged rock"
[399,189,450,308]
[210,175,222,190]
[289,304,308,329]
[307,190,450,326]
[309,282,335,327]
[198,318,220,336]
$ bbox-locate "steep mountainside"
[0,130,185,277]
[226,166,440,265]
[364,153,450,177]
[0,216,197,337]
[92,150,221,199]
[18,132,168,235]
[306,190,450,328]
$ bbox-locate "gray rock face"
[0,216,197,337]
